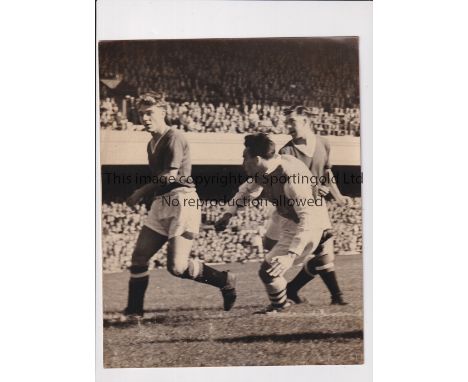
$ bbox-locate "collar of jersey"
[292,134,316,158]
[150,128,170,153]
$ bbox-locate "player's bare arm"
[214,181,263,232]
[126,168,179,207]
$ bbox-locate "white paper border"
[96,1,372,381]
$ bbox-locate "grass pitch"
[102,255,363,368]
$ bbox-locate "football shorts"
[144,187,201,239]
[265,217,326,266]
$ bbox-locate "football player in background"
[216,133,332,312]
[267,106,350,305]
[121,91,237,320]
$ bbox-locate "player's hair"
[244,133,276,160]
[136,90,167,109]
[283,105,313,117]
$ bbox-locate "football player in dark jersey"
[121,92,237,320]
[275,106,350,305]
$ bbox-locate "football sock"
[287,263,316,294]
[260,269,288,308]
[318,270,342,298]
[194,263,228,289]
[126,275,149,315]
[268,288,288,308]
[258,262,288,308]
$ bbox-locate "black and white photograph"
[99,36,365,368]
[5,0,468,381]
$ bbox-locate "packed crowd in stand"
[100,98,360,136]
[99,39,359,107]
[101,198,362,273]
[99,38,361,135]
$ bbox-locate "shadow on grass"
[132,330,363,344]
[104,304,264,315]
[103,305,268,328]
[219,330,363,343]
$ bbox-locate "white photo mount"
[96,1,372,381]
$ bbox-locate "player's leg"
[125,226,168,316]
[287,230,347,305]
[166,232,237,311]
[286,258,317,304]
[258,260,289,311]
[258,222,296,312]
[263,236,277,251]
[164,189,237,310]
[315,238,347,305]
[286,228,330,304]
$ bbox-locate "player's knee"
[131,257,149,269]
[258,262,287,294]
[168,258,203,279]
[304,258,319,276]
[129,264,149,277]
[258,261,274,284]
[313,254,335,273]
[183,259,203,279]
[315,262,335,272]
[167,260,189,278]
[131,248,151,268]
[263,237,277,251]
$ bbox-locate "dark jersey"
[278,136,331,181]
[146,128,194,196]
